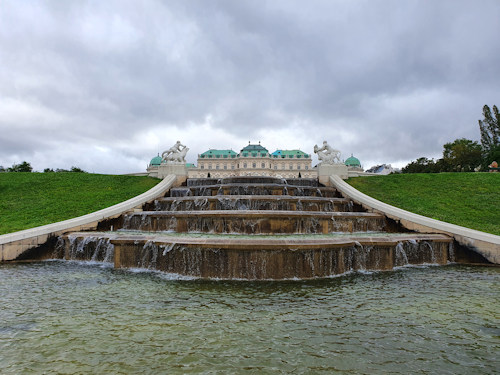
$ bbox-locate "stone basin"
[122,210,387,234]
[61,232,453,280]
[153,195,354,212]
[169,184,340,197]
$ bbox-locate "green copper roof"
[200,149,238,158]
[345,155,361,167]
[240,144,269,153]
[186,163,196,168]
[272,150,310,158]
[150,155,162,166]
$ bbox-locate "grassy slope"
[0,173,160,235]
[347,173,500,236]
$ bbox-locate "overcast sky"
[1,0,499,173]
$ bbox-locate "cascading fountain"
[58,176,454,279]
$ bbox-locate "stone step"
[122,210,386,234]
[60,232,453,280]
[153,195,354,212]
[169,184,339,198]
[187,177,320,187]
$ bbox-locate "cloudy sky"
[1,0,499,173]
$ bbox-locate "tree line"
[0,161,87,173]
[403,104,500,173]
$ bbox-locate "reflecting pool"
[1,261,498,374]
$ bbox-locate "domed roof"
[345,154,361,167]
[150,155,162,166]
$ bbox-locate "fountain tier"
[122,210,386,233]
[153,195,355,212]
[61,232,452,279]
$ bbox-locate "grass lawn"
[347,173,500,236]
[0,173,160,235]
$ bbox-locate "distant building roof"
[345,154,361,167]
[271,150,310,158]
[365,164,397,175]
[199,149,238,158]
[240,143,269,153]
[149,155,162,166]
[186,163,196,168]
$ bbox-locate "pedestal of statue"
[317,163,348,185]
[157,163,188,184]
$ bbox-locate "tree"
[442,138,482,172]
[478,104,500,167]
[8,161,33,172]
[44,168,55,173]
[402,157,437,173]
[0,166,5,172]
[70,166,87,173]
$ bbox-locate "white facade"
[188,146,315,178]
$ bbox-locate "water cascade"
[57,176,454,279]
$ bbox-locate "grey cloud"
[1,0,499,172]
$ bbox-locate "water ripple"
[0,262,498,374]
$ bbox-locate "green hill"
[347,173,500,236]
[0,173,160,235]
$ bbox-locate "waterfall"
[66,235,114,262]
[395,242,409,267]
[448,242,456,263]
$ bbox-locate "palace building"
[189,143,315,178]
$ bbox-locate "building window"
[289,164,293,170]
[305,165,309,170]
[252,163,256,168]
[201,165,204,169]
[261,163,265,168]
[243,163,247,168]
[274,165,277,170]
[216,165,220,170]
[297,165,301,170]
[208,164,212,169]
[231,165,235,170]
[224,165,227,170]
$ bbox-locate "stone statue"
[161,141,188,163]
[314,141,341,164]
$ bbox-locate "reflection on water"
[0,262,498,374]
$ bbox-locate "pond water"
[1,261,498,374]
